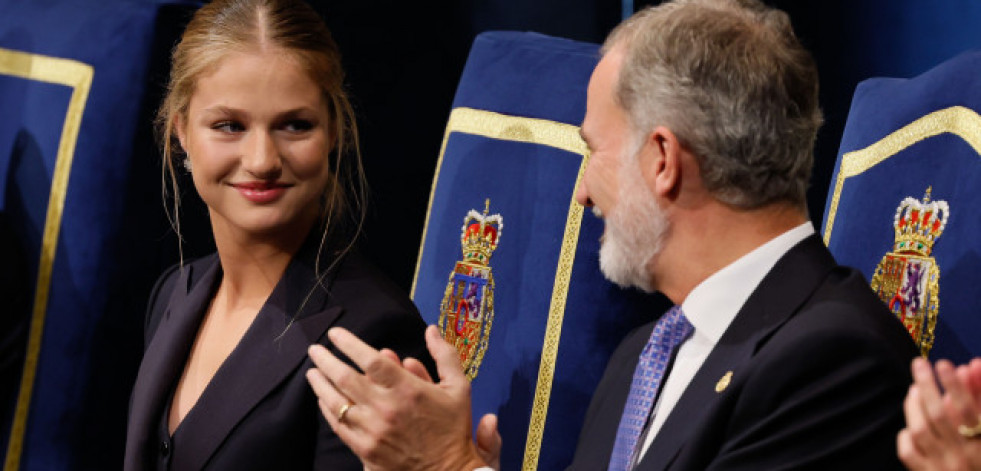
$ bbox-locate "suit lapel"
[125,257,219,467]
[169,246,344,470]
[637,236,836,470]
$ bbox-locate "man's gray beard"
[596,154,668,293]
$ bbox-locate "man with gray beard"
[305,0,918,469]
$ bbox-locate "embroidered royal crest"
[439,199,502,381]
[870,187,947,357]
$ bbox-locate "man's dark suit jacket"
[123,242,433,470]
[568,235,918,470]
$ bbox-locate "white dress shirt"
[636,222,815,460]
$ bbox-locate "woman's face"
[178,48,332,241]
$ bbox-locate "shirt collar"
[680,222,815,343]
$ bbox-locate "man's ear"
[642,126,683,198]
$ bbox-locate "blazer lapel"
[637,236,836,470]
[125,257,220,468]
[169,248,344,470]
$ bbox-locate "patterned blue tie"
[608,306,694,471]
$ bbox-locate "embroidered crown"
[460,199,503,265]
[893,187,948,257]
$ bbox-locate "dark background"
[157,0,981,290]
[293,0,981,290]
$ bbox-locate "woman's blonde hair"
[157,0,365,270]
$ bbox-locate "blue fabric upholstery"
[412,31,668,470]
[822,50,981,364]
[0,1,196,468]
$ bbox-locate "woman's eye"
[211,121,244,133]
[283,120,314,132]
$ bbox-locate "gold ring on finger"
[958,416,981,439]
[337,403,353,423]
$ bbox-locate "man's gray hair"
[604,0,822,209]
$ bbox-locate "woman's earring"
[183,156,192,172]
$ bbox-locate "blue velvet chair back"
[822,50,981,364]
[1,2,195,469]
[411,31,668,470]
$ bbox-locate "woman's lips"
[231,181,291,204]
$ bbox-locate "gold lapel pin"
[716,371,733,393]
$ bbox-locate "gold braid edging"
[0,48,94,471]
[824,106,981,244]
[521,161,586,471]
[412,107,588,297]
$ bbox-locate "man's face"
[578,49,669,292]
[577,50,630,219]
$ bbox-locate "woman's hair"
[157,0,365,271]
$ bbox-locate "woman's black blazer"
[124,244,434,470]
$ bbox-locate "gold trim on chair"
[823,106,981,244]
[0,47,93,471]
[523,150,587,471]
[410,107,589,470]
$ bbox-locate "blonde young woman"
[123,0,434,468]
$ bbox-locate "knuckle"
[951,402,972,418]
[927,406,946,423]
[405,387,424,405]
[363,437,383,459]
[908,423,930,442]
[365,355,388,376]
[360,445,377,462]
[333,368,353,387]
[377,403,400,425]
[941,456,967,471]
